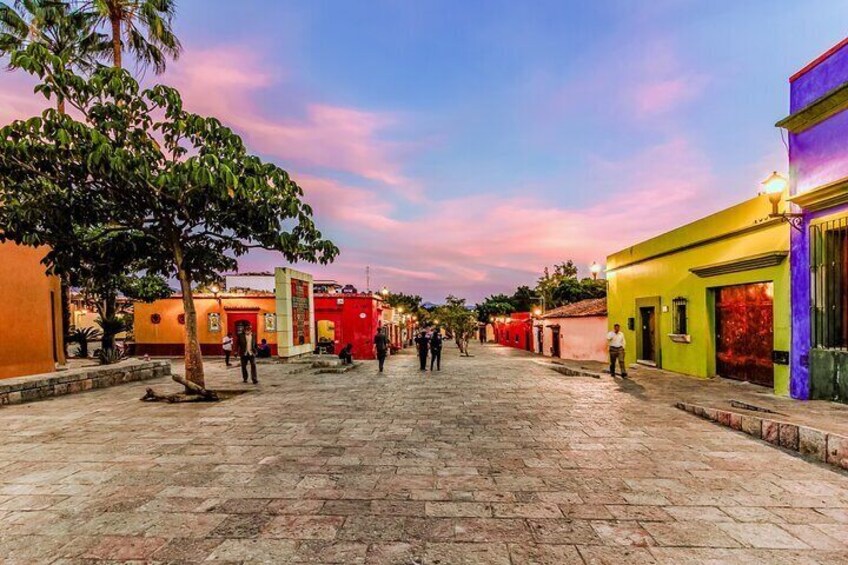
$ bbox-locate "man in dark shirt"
[373,327,390,373]
[415,330,429,371]
[429,329,443,371]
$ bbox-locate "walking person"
[430,328,443,371]
[222,332,233,367]
[374,327,390,373]
[237,326,259,384]
[415,330,429,371]
[607,323,628,378]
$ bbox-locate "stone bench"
[0,360,171,407]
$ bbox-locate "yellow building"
[0,242,65,379]
[606,194,791,395]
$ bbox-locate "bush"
[67,326,103,358]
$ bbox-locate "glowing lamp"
[761,171,788,214]
[590,261,602,280]
[533,307,542,316]
[209,283,220,295]
[380,286,390,296]
[398,307,404,314]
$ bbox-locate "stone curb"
[676,401,848,472]
[0,360,171,407]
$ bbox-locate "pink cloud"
[163,46,412,191]
[263,135,718,302]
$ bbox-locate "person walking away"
[415,331,429,371]
[607,323,627,378]
[237,326,259,384]
[430,329,443,371]
[222,332,233,367]
[374,327,390,373]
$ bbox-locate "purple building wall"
[786,39,848,399]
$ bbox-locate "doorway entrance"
[536,326,543,354]
[227,312,258,346]
[639,306,657,363]
[550,326,561,358]
[715,282,774,387]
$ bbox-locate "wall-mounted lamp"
[761,171,802,232]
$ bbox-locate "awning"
[690,252,788,278]
[788,175,848,212]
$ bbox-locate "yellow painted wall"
[606,194,791,395]
[0,242,64,379]
[134,295,277,346]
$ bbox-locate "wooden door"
[551,327,561,358]
[715,283,774,387]
[640,307,656,362]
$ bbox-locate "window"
[811,217,848,349]
[672,297,688,335]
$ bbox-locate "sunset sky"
[3,0,847,302]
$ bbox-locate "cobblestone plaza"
[1,345,847,563]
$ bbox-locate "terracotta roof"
[541,298,607,319]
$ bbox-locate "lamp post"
[761,171,802,231]
[590,262,602,280]
[380,286,390,297]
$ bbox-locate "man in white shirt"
[607,324,628,378]
[222,333,233,367]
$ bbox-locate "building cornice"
[690,251,788,278]
[607,218,785,274]
[788,175,848,211]
[776,80,848,133]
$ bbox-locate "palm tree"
[0,0,107,112]
[82,0,180,71]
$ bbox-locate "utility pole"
[366,265,371,293]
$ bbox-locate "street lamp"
[590,262,602,280]
[761,171,802,231]
[380,286,390,297]
[533,307,542,317]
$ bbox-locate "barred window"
[810,217,848,350]
[672,297,688,335]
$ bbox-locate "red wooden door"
[227,312,258,342]
[715,283,774,387]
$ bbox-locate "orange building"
[134,267,315,359]
[0,242,65,379]
[134,292,278,356]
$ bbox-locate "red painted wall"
[493,312,533,352]
[315,294,384,360]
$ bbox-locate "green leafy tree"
[510,285,535,312]
[82,0,181,70]
[0,47,337,386]
[475,293,515,323]
[434,295,477,356]
[383,291,422,314]
[0,0,108,112]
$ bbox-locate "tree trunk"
[100,291,118,353]
[172,242,205,388]
[111,16,122,68]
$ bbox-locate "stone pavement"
[545,356,848,438]
[0,344,847,564]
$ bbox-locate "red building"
[493,312,533,351]
[314,293,385,360]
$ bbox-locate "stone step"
[676,401,848,471]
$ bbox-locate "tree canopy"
[0,44,337,384]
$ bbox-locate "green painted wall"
[606,194,791,396]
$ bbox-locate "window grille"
[672,297,688,335]
[810,216,848,350]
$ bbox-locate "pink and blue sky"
[3,0,847,302]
